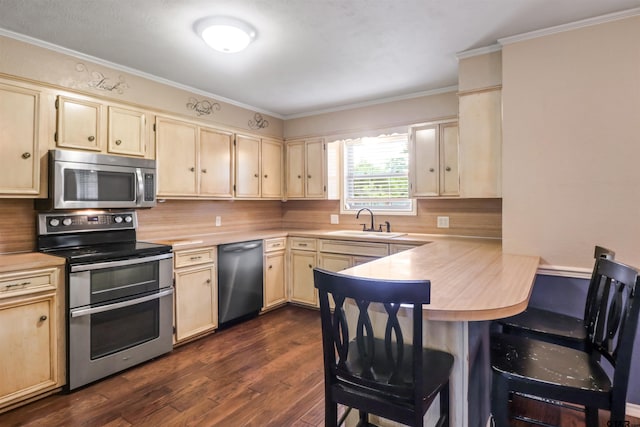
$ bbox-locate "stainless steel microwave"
[38,149,157,210]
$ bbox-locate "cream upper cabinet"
[409,122,459,197]
[261,138,283,198]
[56,95,103,151]
[56,94,151,158]
[458,88,502,198]
[0,79,46,197]
[107,106,147,157]
[155,116,233,199]
[285,138,326,199]
[155,117,198,196]
[199,127,234,198]
[235,134,283,199]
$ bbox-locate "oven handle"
[70,288,174,318]
[70,253,173,273]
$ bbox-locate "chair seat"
[339,338,454,406]
[498,307,586,344]
[491,333,611,403]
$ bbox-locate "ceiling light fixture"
[195,16,256,53]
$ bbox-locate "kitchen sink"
[325,230,407,239]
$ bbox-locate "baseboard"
[628,402,640,418]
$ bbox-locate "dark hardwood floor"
[1,305,638,427]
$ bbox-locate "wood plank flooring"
[0,305,638,427]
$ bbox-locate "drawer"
[174,247,216,268]
[264,237,286,253]
[289,237,317,251]
[319,239,389,257]
[0,268,58,299]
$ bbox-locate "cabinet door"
[286,141,305,198]
[235,134,261,198]
[0,81,41,195]
[290,250,317,307]
[264,251,286,309]
[108,106,146,157]
[440,122,460,196]
[0,295,57,407]
[318,253,351,273]
[199,128,233,198]
[459,89,502,197]
[155,117,198,196]
[410,125,439,196]
[174,264,217,342]
[261,138,282,198]
[56,96,102,151]
[305,139,326,198]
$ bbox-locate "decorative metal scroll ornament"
[248,113,269,129]
[74,63,129,94]
[186,98,221,116]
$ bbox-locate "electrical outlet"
[330,214,339,224]
[437,216,449,228]
[215,216,222,227]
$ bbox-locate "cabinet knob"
[429,168,435,172]
[264,174,268,178]
[88,136,95,142]
[202,169,207,173]
[39,315,47,322]
[445,166,451,172]
[189,167,195,172]
[268,265,273,269]
[297,175,301,179]
[307,174,312,179]
[21,152,31,159]
[115,139,122,145]
[206,279,211,284]
[308,264,313,269]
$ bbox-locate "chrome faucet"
[356,208,375,232]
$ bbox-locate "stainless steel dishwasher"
[218,240,264,327]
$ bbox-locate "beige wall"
[283,91,458,140]
[502,16,640,268]
[0,35,283,137]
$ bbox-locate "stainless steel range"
[37,211,173,390]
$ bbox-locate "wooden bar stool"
[490,258,640,427]
[313,268,454,427]
[495,245,615,351]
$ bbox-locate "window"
[341,133,414,214]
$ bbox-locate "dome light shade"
[195,17,256,53]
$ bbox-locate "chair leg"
[491,373,510,427]
[584,406,598,427]
[358,410,368,427]
[326,400,338,427]
[437,382,450,427]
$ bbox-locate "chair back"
[313,268,430,404]
[583,246,616,329]
[587,258,640,411]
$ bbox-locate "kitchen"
[1,1,640,426]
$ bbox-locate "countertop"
[337,238,540,321]
[0,252,66,273]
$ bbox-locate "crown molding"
[456,43,502,60]
[499,7,640,46]
[0,28,284,119]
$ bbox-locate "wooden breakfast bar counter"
[338,238,540,427]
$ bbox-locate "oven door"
[68,254,173,390]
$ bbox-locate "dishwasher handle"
[221,241,262,253]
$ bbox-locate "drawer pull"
[5,281,31,289]
[39,315,48,322]
[299,243,307,247]
[272,243,281,247]
[190,256,202,261]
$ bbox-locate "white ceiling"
[0,0,638,118]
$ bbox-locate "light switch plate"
[437,216,449,228]
[330,214,339,224]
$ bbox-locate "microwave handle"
[136,168,144,206]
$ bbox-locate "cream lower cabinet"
[0,266,64,412]
[263,237,287,311]
[289,238,318,307]
[317,240,389,272]
[173,247,217,344]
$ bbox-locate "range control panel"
[38,211,138,235]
